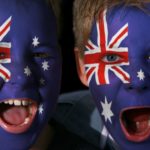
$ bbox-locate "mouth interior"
[0,103,31,126]
[121,108,150,140]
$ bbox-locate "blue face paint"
[0,0,61,149]
[84,5,150,150]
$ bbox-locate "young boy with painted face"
[0,0,61,149]
[73,0,150,150]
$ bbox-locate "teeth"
[148,119,150,126]
[4,101,9,104]
[136,120,150,127]
[14,100,21,106]
[0,100,32,106]
[8,100,13,105]
[21,117,30,126]
[24,117,30,124]
[29,105,32,114]
[22,101,29,106]
[136,122,140,128]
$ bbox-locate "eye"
[102,54,121,63]
[33,52,50,58]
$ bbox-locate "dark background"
[59,0,87,93]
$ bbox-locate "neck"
[29,124,54,150]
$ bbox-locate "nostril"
[128,86,133,90]
[125,83,149,91]
[124,84,134,90]
[9,81,16,85]
[126,85,148,91]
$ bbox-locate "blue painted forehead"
[106,4,150,25]
[0,0,54,23]
[105,5,150,45]
[0,0,58,46]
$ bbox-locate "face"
[76,6,150,150]
[0,0,61,149]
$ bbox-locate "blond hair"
[73,0,150,55]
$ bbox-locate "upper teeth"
[0,100,32,106]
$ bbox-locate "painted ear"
[74,47,89,87]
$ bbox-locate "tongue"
[1,106,29,125]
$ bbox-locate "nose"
[3,73,28,91]
[125,80,148,92]
[1,64,37,92]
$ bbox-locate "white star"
[32,36,40,47]
[101,96,114,123]
[39,104,44,114]
[42,60,49,71]
[24,66,32,76]
[40,78,45,85]
[137,69,145,81]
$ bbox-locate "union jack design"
[84,10,130,85]
[0,17,11,82]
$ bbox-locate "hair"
[48,0,61,21]
[73,0,150,56]
[47,0,61,37]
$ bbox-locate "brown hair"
[47,0,62,37]
[48,0,61,20]
[73,0,150,55]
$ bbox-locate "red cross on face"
[0,17,11,82]
[84,10,130,85]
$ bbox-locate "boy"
[0,0,61,149]
[73,0,150,149]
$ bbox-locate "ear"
[74,47,89,87]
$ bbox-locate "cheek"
[33,56,61,83]
[89,78,122,113]
[38,59,61,99]
[89,76,121,99]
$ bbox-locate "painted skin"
[0,0,61,150]
[77,5,150,150]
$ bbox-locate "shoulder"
[50,90,119,150]
[51,90,101,147]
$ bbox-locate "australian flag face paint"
[0,0,61,149]
[84,5,150,150]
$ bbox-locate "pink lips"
[0,99,38,134]
[120,107,150,142]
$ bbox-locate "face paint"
[84,6,150,150]
[0,0,61,149]
[85,10,130,85]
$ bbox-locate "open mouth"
[0,99,38,134]
[120,107,150,142]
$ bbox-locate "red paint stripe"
[99,14,107,52]
[84,53,100,64]
[86,67,95,80]
[109,26,128,48]
[0,47,10,59]
[98,63,106,84]
[0,68,10,80]
[112,66,130,82]
[86,42,94,50]
[0,20,11,37]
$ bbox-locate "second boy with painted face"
[74,0,150,149]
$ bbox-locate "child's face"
[76,6,150,150]
[0,0,61,149]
